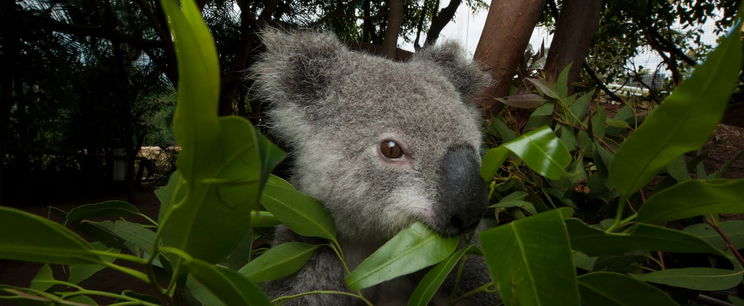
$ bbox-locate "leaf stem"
[102,262,149,283]
[272,290,373,306]
[89,250,148,264]
[704,217,744,266]
[61,289,160,306]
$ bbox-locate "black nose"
[436,145,488,237]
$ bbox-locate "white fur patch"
[383,185,435,235]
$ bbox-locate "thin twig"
[705,217,744,266]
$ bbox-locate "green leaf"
[496,94,547,109]
[408,246,474,306]
[155,171,184,221]
[262,184,337,241]
[632,268,744,291]
[345,222,458,291]
[30,265,54,291]
[503,126,571,180]
[68,243,119,284]
[0,206,100,264]
[186,275,225,306]
[65,201,144,224]
[531,103,555,116]
[665,155,690,182]
[92,220,155,255]
[239,242,320,283]
[605,118,631,129]
[488,117,517,142]
[527,78,560,100]
[682,221,744,250]
[250,211,280,228]
[480,208,579,306]
[559,125,577,151]
[570,91,593,124]
[171,249,271,306]
[565,219,725,257]
[637,179,744,223]
[608,25,742,197]
[480,146,509,182]
[578,272,678,306]
[591,106,607,139]
[556,63,573,99]
[492,200,537,215]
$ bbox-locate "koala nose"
[436,145,488,237]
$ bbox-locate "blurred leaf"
[492,200,537,215]
[91,220,155,255]
[711,151,744,178]
[481,208,579,306]
[632,268,743,291]
[488,117,517,141]
[408,246,475,306]
[250,211,280,228]
[591,106,607,139]
[637,179,744,223]
[608,25,742,197]
[65,201,144,224]
[30,265,54,291]
[68,243,119,284]
[239,242,320,283]
[570,92,593,124]
[556,63,572,99]
[155,171,183,221]
[345,222,458,291]
[527,78,560,100]
[225,230,254,270]
[173,249,271,306]
[578,272,678,306]
[559,126,577,151]
[480,146,509,182]
[503,126,571,180]
[496,94,547,109]
[0,206,100,264]
[186,275,225,306]
[565,219,725,257]
[605,118,631,129]
[262,184,337,241]
[682,221,744,250]
[531,103,555,116]
[665,155,690,182]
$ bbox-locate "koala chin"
[252,29,498,305]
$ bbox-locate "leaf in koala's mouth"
[344,222,458,291]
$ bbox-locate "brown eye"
[379,140,404,159]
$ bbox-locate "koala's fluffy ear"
[413,41,491,98]
[251,29,346,106]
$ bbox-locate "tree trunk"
[543,0,601,93]
[473,0,546,115]
[382,0,404,59]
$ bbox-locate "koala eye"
[379,140,404,159]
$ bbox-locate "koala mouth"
[432,145,488,237]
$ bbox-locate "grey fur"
[252,29,497,305]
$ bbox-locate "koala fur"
[252,29,497,305]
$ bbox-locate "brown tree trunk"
[543,0,601,93]
[473,0,546,115]
[382,0,404,59]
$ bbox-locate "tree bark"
[424,0,462,46]
[473,0,546,115]
[543,0,601,93]
[382,0,404,59]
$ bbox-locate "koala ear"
[251,28,347,106]
[413,41,491,98]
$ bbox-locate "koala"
[251,29,497,305]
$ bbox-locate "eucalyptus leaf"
[637,179,744,223]
[527,78,560,100]
[632,268,743,291]
[239,242,320,283]
[345,222,458,291]
[496,94,547,109]
[566,219,725,257]
[0,206,100,264]
[65,201,143,224]
[608,24,742,197]
[30,265,54,291]
[408,246,474,306]
[481,208,579,306]
[262,184,337,241]
[578,272,678,306]
[480,146,509,182]
[503,126,571,180]
[682,221,744,251]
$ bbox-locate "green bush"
[0,1,742,305]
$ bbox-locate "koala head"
[252,29,491,241]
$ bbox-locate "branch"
[24,13,164,49]
[413,0,430,50]
[424,0,462,46]
[582,62,626,104]
[308,0,359,28]
[705,218,744,267]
